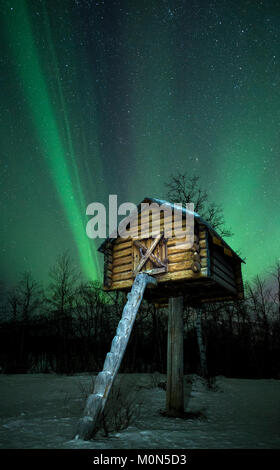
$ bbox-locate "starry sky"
[1,0,280,287]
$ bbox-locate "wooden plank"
[168,261,193,272]
[167,241,188,252]
[133,242,140,272]
[113,240,132,252]
[129,216,193,237]
[114,236,132,246]
[212,238,233,257]
[212,272,237,294]
[112,270,133,282]
[212,249,235,273]
[129,223,150,237]
[107,279,133,290]
[167,236,194,247]
[145,238,153,271]
[200,258,207,268]
[166,296,184,417]
[212,251,234,272]
[166,252,206,267]
[211,258,235,280]
[167,242,197,255]
[134,239,165,269]
[211,264,236,288]
[140,267,166,276]
[199,230,207,240]
[113,263,133,274]
[167,241,199,253]
[197,248,207,258]
[170,229,195,239]
[113,248,132,259]
[224,247,233,257]
[212,251,235,279]
[109,266,208,291]
[154,236,166,267]
[168,260,196,273]
[132,211,185,225]
[130,230,193,241]
[199,239,206,249]
[128,211,195,242]
[134,233,163,274]
[212,246,232,264]
[130,216,190,231]
[212,252,234,272]
[211,257,235,281]
[212,236,223,246]
[113,255,132,267]
[168,252,196,263]
[157,267,207,282]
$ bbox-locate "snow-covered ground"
[0,373,279,449]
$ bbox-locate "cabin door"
[132,233,168,276]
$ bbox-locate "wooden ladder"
[74,272,157,441]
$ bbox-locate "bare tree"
[271,260,280,321]
[246,276,274,377]
[165,173,232,379]
[246,276,274,324]
[17,272,43,322]
[195,307,209,380]
[7,272,43,370]
[48,252,79,309]
[7,291,20,323]
[47,252,80,373]
[165,173,232,238]
[73,281,108,370]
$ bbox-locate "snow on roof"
[98,197,244,263]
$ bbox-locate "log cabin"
[75,197,246,437]
[98,197,245,307]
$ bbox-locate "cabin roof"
[98,197,245,263]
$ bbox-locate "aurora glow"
[2,0,101,281]
[1,0,280,285]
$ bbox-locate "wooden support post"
[166,296,184,417]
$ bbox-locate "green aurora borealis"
[3,0,100,281]
[1,0,280,285]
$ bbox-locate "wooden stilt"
[166,296,184,417]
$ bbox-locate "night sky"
[1,0,280,287]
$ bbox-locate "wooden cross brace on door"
[133,233,168,276]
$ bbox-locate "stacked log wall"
[105,210,209,291]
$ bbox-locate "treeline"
[0,253,279,378]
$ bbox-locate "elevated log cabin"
[98,197,245,307]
